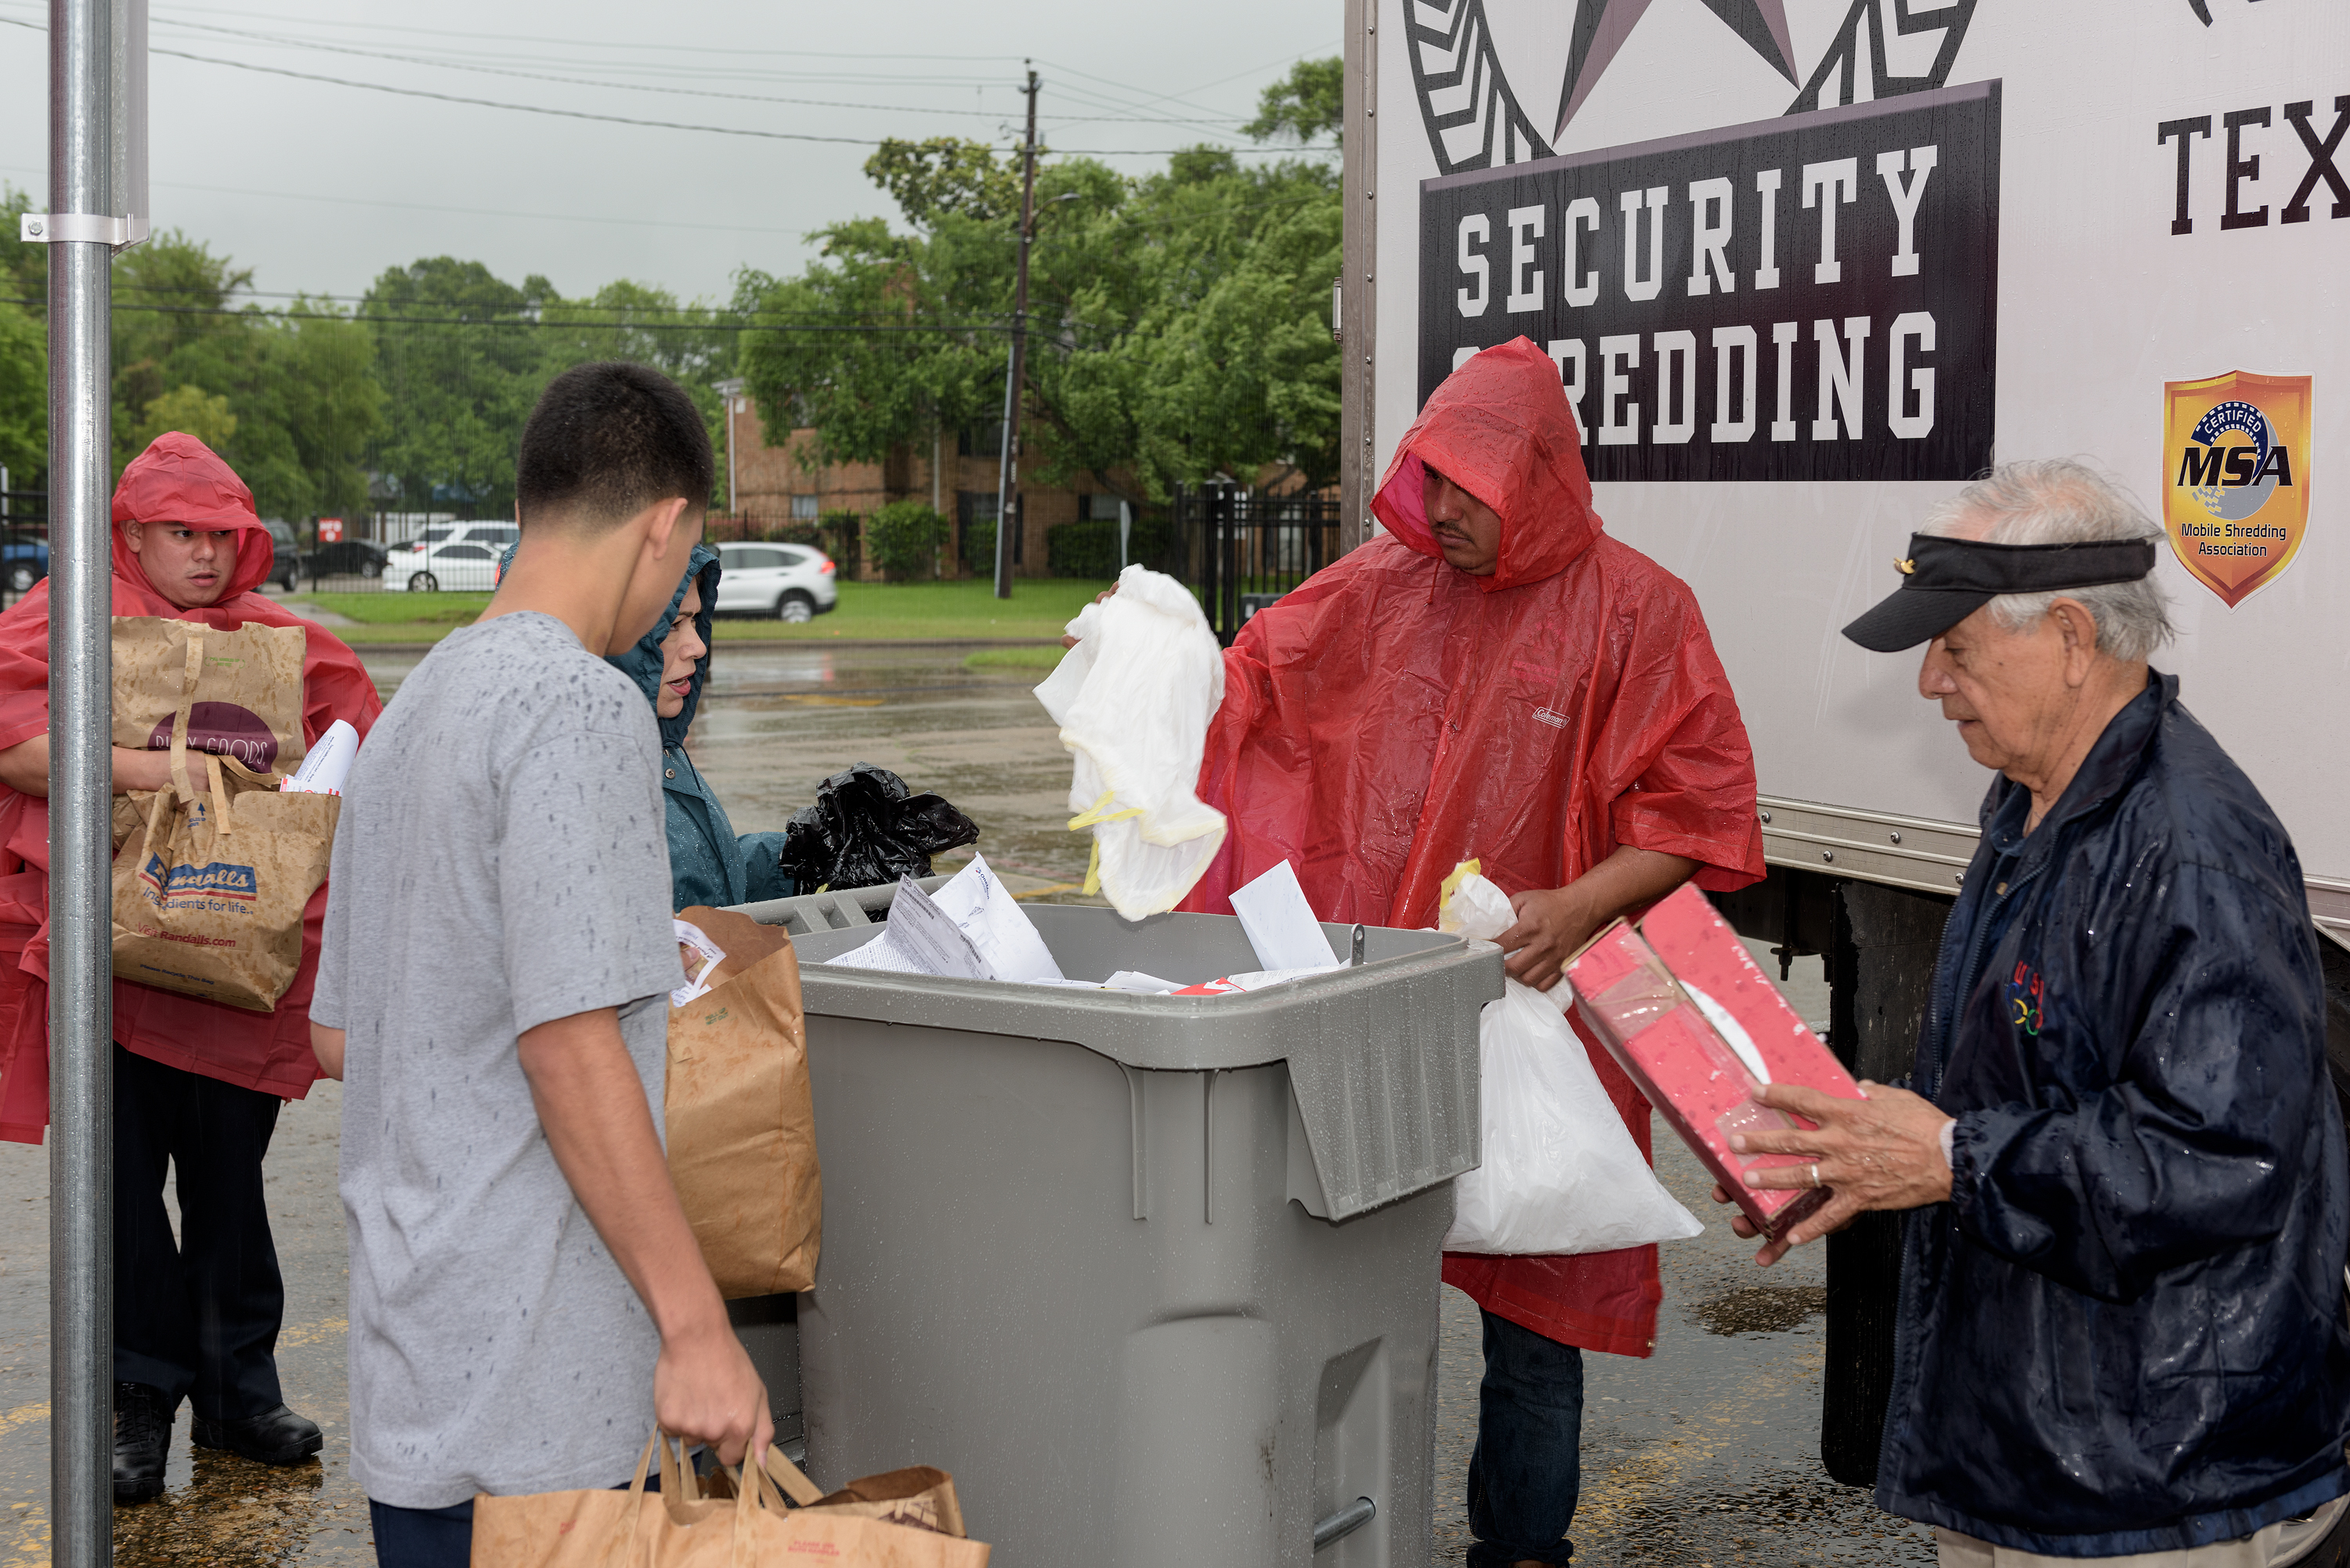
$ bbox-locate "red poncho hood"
[0,432,383,1141]
[1181,335,1763,1358]
[1369,336,1600,592]
[107,430,280,605]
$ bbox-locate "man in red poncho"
[0,433,381,1501]
[1183,338,1763,1566]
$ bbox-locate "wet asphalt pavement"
[0,642,1932,1565]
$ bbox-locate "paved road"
[0,643,1932,1565]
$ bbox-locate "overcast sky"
[0,0,1342,307]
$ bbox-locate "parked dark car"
[1,536,45,594]
[262,518,301,592]
[301,540,390,580]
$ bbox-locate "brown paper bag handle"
[760,1443,826,1507]
[138,781,172,856]
[166,631,204,808]
[202,751,232,839]
[602,1430,732,1566]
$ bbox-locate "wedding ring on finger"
[1810,1162,1821,1189]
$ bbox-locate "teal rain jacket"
[608,544,794,912]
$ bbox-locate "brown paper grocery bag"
[468,1431,991,1568]
[110,708,337,1012]
[111,616,309,775]
[706,1447,970,1540]
[667,909,820,1298]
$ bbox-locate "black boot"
[191,1404,321,1467]
[113,1381,175,1503]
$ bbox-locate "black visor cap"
[1840,534,2160,652]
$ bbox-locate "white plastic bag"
[1441,873,1702,1255]
[1033,565,1227,918]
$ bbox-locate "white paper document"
[823,855,1065,984]
[927,854,1065,982]
[671,919,727,1007]
[1228,860,1342,972]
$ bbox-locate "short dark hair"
[515,362,714,529]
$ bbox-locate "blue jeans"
[369,1499,472,1568]
[1466,1308,1584,1567]
[371,1473,662,1566]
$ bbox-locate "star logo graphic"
[1556,0,1799,139]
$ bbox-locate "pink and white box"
[1564,883,1864,1238]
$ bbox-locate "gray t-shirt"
[313,611,678,1510]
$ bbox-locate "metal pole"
[992,63,1039,601]
[48,0,114,1559]
[713,376,743,520]
[1338,0,1378,554]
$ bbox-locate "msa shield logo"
[139,854,258,906]
[2162,370,2312,608]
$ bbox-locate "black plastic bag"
[775,763,980,892]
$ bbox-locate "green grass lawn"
[291,580,1106,645]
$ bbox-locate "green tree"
[110,231,384,521]
[366,262,735,516]
[865,138,1025,227]
[738,120,1341,510]
[362,258,549,516]
[1244,58,1344,146]
[538,280,736,491]
[135,385,237,451]
[0,186,45,486]
[0,301,43,486]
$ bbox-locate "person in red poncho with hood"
[0,433,381,1501]
[1182,338,1764,1566]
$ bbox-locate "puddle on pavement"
[111,1425,354,1568]
[360,645,1101,894]
[1687,1284,1829,1338]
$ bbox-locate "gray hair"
[1922,459,2175,661]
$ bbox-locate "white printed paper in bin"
[1229,859,1343,972]
[822,854,1065,983]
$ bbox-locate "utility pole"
[992,63,1039,600]
[714,377,744,517]
[24,1,149,1560]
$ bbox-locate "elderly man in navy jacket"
[1722,459,2350,1563]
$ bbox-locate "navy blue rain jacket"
[606,545,793,912]
[1879,672,2350,1553]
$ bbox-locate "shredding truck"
[1333,0,2350,1486]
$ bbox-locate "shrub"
[866,501,949,580]
[960,518,997,575]
[1047,517,1171,579]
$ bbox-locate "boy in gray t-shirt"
[311,363,768,1567]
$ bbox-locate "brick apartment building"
[714,390,1130,580]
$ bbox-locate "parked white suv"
[383,522,518,583]
[384,539,501,592]
[713,541,837,622]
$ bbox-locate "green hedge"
[866,501,950,581]
[1047,517,1172,579]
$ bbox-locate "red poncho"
[0,433,381,1143]
[1183,337,1763,1356]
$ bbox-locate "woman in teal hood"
[609,544,794,910]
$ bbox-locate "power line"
[106,2,1032,63]
[139,16,1257,130]
[0,16,1311,155]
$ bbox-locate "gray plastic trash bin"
[743,895,1499,1568]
